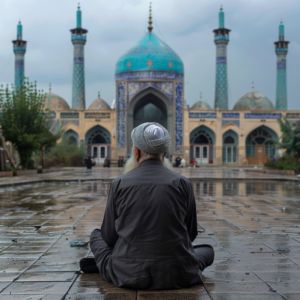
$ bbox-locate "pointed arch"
[245,125,279,165]
[190,125,216,144]
[85,125,111,145]
[190,125,215,165]
[63,129,79,146]
[127,87,173,154]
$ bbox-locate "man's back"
[101,160,202,289]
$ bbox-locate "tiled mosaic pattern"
[14,52,25,88]
[72,43,86,110]
[61,120,79,127]
[214,44,228,110]
[117,82,126,148]
[115,70,184,81]
[276,54,287,110]
[222,120,240,127]
[128,82,173,103]
[175,82,183,154]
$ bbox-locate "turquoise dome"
[115,32,184,74]
[233,90,275,111]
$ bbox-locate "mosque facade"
[13,5,300,166]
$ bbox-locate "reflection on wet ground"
[0,173,299,299]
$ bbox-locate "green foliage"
[0,79,56,169]
[270,117,300,158]
[264,156,300,173]
[46,139,83,167]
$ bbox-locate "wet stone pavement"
[0,169,299,299]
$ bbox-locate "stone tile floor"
[0,170,299,299]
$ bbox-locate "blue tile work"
[117,82,126,147]
[175,82,183,154]
[115,71,183,81]
[72,42,86,110]
[244,113,281,119]
[276,54,287,110]
[14,52,25,88]
[128,82,173,103]
[222,120,240,127]
[214,44,228,109]
[189,113,216,118]
[61,120,79,127]
[222,112,239,118]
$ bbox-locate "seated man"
[80,122,214,290]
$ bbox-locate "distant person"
[191,158,197,168]
[121,156,125,167]
[169,155,173,165]
[84,156,92,170]
[271,156,277,162]
[175,156,181,167]
[179,158,186,167]
[103,156,110,168]
[79,122,214,289]
[118,156,121,167]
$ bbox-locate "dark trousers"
[90,229,214,281]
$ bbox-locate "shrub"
[43,140,84,168]
[265,156,300,173]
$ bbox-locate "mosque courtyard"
[0,168,299,299]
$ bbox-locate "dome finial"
[200,91,202,100]
[280,18,283,24]
[220,5,223,11]
[148,3,153,33]
[49,83,52,93]
[252,81,254,91]
[78,2,80,10]
[98,91,100,98]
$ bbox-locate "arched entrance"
[127,88,173,154]
[246,126,278,165]
[63,129,79,146]
[223,129,239,163]
[190,126,215,164]
[85,125,111,164]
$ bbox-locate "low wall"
[245,169,295,175]
[0,168,69,177]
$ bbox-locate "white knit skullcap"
[131,122,171,154]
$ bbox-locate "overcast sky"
[0,0,299,110]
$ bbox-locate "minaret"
[12,21,27,89]
[213,6,230,110]
[70,3,87,110]
[275,21,289,110]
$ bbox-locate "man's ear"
[134,146,140,162]
[163,152,168,160]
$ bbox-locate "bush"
[265,156,300,173]
[41,140,84,168]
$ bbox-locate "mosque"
[12,5,300,166]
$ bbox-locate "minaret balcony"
[275,48,288,53]
[214,35,229,41]
[13,46,26,52]
[72,35,86,41]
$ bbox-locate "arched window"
[224,136,235,144]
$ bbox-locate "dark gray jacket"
[102,159,201,289]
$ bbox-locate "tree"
[268,117,300,159]
[34,123,62,169]
[0,79,53,169]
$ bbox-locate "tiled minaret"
[275,21,289,110]
[12,21,27,89]
[70,4,87,110]
[213,6,230,110]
